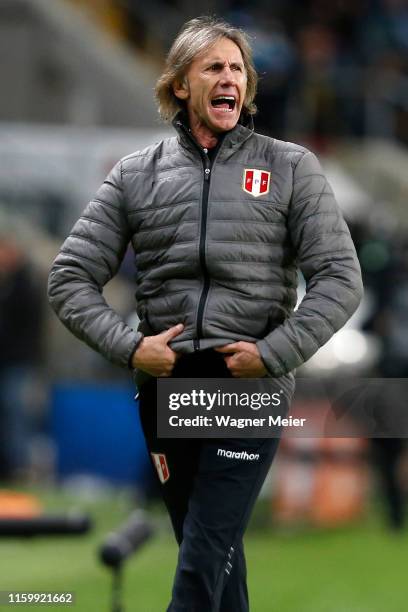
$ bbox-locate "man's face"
[174,37,248,138]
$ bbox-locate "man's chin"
[208,114,239,133]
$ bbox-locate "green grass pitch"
[0,490,406,611]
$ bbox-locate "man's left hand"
[215,342,267,378]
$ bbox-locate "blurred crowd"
[120,0,408,146]
[0,222,46,482]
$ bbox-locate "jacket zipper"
[176,121,220,352]
[194,156,211,351]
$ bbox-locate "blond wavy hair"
[155,16,258,122]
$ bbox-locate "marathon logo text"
[217,448,259,461]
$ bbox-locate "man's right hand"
[131,323,184,377]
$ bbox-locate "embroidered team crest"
[242,169,271,197]
[151,452,170,484]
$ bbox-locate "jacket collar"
[172,110,254,154]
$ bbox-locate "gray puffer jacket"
[48,115,363,379]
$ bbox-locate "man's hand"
[215,341,267,378]
[132,324,184,377]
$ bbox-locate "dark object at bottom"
[99,511,154,612]
[0,513,92,537]
[99,510,153,568]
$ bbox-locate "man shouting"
[48,16,363,611]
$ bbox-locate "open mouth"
[210,95,236,112]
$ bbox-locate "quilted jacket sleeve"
[257,150,364,377]
[48,161,143,368]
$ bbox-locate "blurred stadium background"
[1,0,408,610]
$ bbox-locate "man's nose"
[219,66,237,84]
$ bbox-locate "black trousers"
[138,350,281,612]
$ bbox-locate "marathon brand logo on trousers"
[242,169,271,197]
[217,448,260,461]
[151,453,170,484]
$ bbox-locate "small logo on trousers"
[151,452,170,483]
[217,448,260,461]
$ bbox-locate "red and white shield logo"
[243,169,271,197]
[151,452,170,484]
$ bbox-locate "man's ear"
[173,77,189,100]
